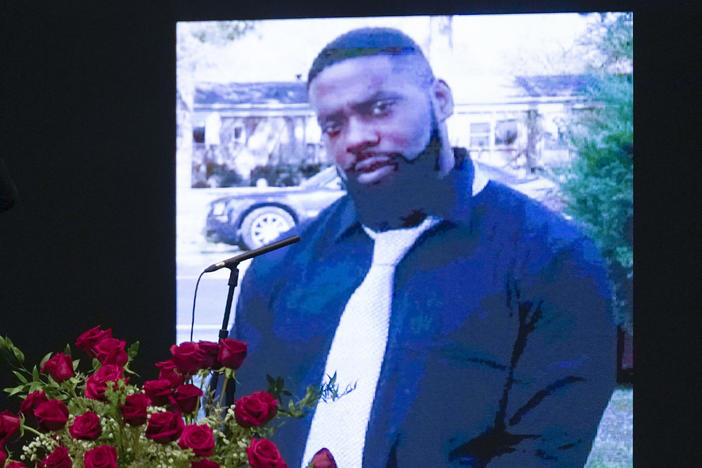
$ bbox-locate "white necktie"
[301,216,440,468]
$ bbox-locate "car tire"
[240,206,296,250]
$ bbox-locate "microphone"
[203,235,300,272]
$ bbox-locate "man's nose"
[344,116,379,154]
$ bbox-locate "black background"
[0,1,699,465]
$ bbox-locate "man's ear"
[432,79,454,122]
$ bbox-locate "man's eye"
[370,100,394,116]
[322,121,342,135]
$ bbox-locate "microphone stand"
[202,234,300,414]
[206,264,239,412]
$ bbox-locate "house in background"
[191,81,321,188]
[447,73,595,174]
[190,74,594,188]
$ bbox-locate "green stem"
[217,375,229,408]
[22,424,43,437]
[199,373,207,394]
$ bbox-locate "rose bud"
[173,384,203,414]
[85,364,124,401]
[93,337,128,366]
[197,341,220,369]
[0,410,21,446]
[69,411,101,440]
[246,437,287,468]
[145,411,184,444]
[310,448,337,468]
[7,461,29,468]
[191,460,220,468]
[39,445,71,468]
[76,326,112,357]
[40,353,75,382]
[155,359,184,386]
[170,342,203,375]
[178,424,215,458]
[234,391,278,428]
[143,379,174,407]
[34,399,69,431]
[120,393,151,426]
[217,338,247,370]
[83,445,118,468]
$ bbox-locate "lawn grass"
[584,385,633,467]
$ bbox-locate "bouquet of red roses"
[0,327,326,467]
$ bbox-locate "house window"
[233,125,245,144]
[470,122,490,148]
[193,126,205,144]
[494,119,518,146]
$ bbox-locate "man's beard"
[341,108,447,230]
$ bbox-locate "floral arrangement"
[0,328,338,468]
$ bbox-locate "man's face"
[308,55,439,191]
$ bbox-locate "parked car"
[205,161,561,250]
[205,166,345,249]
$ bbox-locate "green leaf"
[64,343,72,355]
[12,370,28,384]
[127,341,140,360]
[0,336,26,366]
[7,386,24,396]
[39,352,53,368]
[11,344,25,364]
[32,365,40,382]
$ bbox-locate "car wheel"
[240,206,296,250]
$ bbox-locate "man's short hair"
[307,27,434,88]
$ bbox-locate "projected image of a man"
[228,27,616,468]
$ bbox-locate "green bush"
[558,13,633,332]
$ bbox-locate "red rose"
[85,364,124,400]
[69,411,101,440]
[0,451,6,466]
[120,393,150,426]
[156,359,184,386]
[217,338,247,370]
[234,391,277,428]
[40,353,75,382]
[310,448,337,468]
[178,424,215,457]
[197,341,220,369]
[143,379,174,406]
[145,411,184,444]
[34,399,69,431]
[83,445,118,468]
[191,460,220,468]
[20,390,49,419]
[7,461,28,468]
[170,342,203,375]
[246,438,287,468]
[76,326,112,357]
[39,446,71,468]
[173,384,203,414]
[0,410,21,446]
[93,337,128,366]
